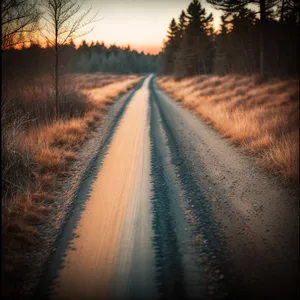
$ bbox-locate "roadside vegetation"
[157,75,299,184]
[2,0,152,295]
[2,73,142,293]
[159,0,299,185]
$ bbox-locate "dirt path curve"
[36,74,298,300]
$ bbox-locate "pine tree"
[99,52,108,72]
[76,53,89,72]
[62,39,77,72]
[174,0,214,78]
[213,13,231,74]
[178,10,187,38]
[161,18,179,74]
[206,0,281,79]
[116,50,129,74]
[93,41,106,54]
[78,40,89,56]
[89,50,100,72]
[107,53,117,73]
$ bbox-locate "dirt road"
[36,75,299,300]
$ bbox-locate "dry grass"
[2,72,142,294]
[2,72,141,206]
[157,75,299,184]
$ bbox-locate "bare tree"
[1,0,40,50]
[42,0,98,118]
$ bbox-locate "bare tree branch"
[42,0,99,118]
[1,0,41,50]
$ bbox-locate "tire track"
[152,77,299,300]
[149,77,228,300]
[35,77,147,299]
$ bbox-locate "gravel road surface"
[35,75,299,300]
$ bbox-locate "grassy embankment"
[2,73,142,291]
[157,75,299,185]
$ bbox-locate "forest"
[3,41,160,80]
[161,0,299,79]
[3,0,299,80]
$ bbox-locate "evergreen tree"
[174,0,214,78]
[78,40,90,57]
[107,53,117,72]
[4,40,160,75]
[229,8,258,75]
[76,53,89,73]
[89,50,100,72]
[62,39,77,72]
[162,18,179,74]
[116,50,129,74]
[155,53,163,74]
[128,50,139,73]
[206,0,280,79]
[178,10,187,38]
[213,13,231,74]
[93,41,106,54]
[99,52,108,72]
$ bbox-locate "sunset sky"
[80,0,222,54]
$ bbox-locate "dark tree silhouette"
[161,0,298,78]
[206,0,283,79]
[1,0,40,49]
[211,0,299,77]
[3,41,160,77]
[43,0,98,118]
[178,10,187,38]
[174,0,213,78]
[161,18,179,74]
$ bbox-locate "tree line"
[3,40,160,79]
[161,0,299,79]
[76,41,160,74]
[2,0,160,118]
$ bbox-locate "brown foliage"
[157,75,299,184]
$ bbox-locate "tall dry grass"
[2,73,141,218]
[2,73,142,293]
[157,75,299,184]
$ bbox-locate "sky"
[79,0,222,54]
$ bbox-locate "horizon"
[3,0,299,298]
[63,0,222,55]
[17,1,223,55]
[23,40,162,56]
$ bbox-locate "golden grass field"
[2,73,142,290]
[157,75,299,184]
